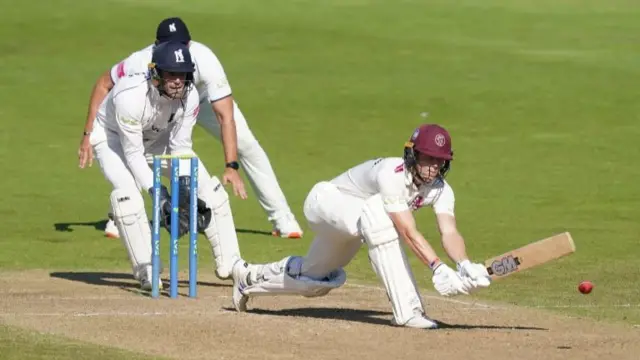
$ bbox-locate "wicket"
[151,154,199,299]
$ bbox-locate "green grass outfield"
[0,325,164,360]
[1,0,639,354]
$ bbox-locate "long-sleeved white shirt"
[93,74,200,191]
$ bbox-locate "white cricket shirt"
[93,74,200,192]
[330,157,455,215]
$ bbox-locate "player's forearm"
[125,152,154,192]
[84,72,113,130]
[400,228,441,268]
[212,98,239,163]
[441,231,468,264]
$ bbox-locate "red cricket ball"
[578,281,593,294]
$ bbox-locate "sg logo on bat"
[487,255,521,276]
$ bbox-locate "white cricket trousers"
[196,101,292,221]
[299,182,366,279]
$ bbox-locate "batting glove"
[431,263,470,297]
[457,259,492,291]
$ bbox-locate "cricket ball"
[578,281,593,294]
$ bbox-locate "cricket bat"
[484,232,576,281]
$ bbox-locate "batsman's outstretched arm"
[389,210,441,269]
[435,213,469,264]
[436,212,491,288]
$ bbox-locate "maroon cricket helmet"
[403,124,454,179]
[408,124,453,160]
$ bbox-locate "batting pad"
[242,256,346,298]
[359,195,425,325]
[200,175,241,279]
[110,188,152,279]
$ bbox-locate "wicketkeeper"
[89,41,241,289]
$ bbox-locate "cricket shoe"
[391,311,439,329]
[140,278,164,292]
[104,218,120,239]
[231,260,251,312]
[271,214,303,239]
[136,265,164,291]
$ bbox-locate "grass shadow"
[53,220,108,232]
[236,228,273,236]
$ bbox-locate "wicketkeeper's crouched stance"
[230,124,492,329]
[90,42,241,289]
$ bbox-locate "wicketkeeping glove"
[178,176,212,233]
[148,184,191,238]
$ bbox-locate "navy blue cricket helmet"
[149,41,195,98]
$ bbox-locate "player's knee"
[288,256,347,297]
[358,195,399,248]
[236,137,261,159]
[198,175,230,212]
[109,188,145,224]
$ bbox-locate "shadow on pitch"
[53,220,108,232]
[225,306,548,330]
[435,321,547,331]
[241,307,392,326]
[49,271,231,292]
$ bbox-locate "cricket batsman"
[78,17,303,239]
[229,124,492,329]
[90,41,242,288]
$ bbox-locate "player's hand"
[457,259,491,290]
[177,176,212,232]
[148,185,181,234]
[431,263,470,297]
[78,134,93,168]
[222,168,247,200]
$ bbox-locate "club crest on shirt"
[408,195,424,210]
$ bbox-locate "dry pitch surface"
[0,271,637,359]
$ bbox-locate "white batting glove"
[457,260,492,291]
[431,263,470,297]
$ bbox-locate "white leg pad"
[359,195,425,325]
[110,189,152,280]
[199,175,241,279]
[242,256,346,297]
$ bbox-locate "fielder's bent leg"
[196,103,302,237]
[198,174,241,279]
[94,137,159,288]
[358,195,438,329]
[110,188,157,290]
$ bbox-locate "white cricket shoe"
[231,260,251,312]
[392,311,439,329]
[271,213,303,239]
[104,218,120,239]
[136,264,163,292]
